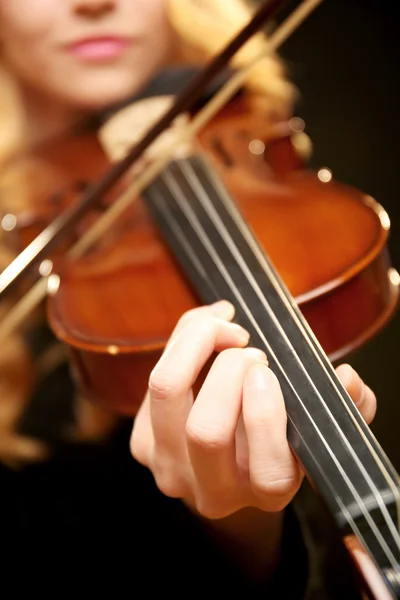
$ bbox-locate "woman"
[0,1,377,597]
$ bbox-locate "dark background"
[272,0,399,469]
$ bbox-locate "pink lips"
[67,37,129,61]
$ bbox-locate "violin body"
[7,95,392,415]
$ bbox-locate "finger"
[243,364,302,511]
[132,390,193,499]
[130,392,153,467]
[132,303,237,467]
[336,364,377,424]
[186,347,267,517]
[149,314,250,450]
[166,300,236,348]
[149,314,250,499]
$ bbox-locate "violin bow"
[0,0,322,342]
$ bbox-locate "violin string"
[175,159,400,560]
[193,156,400,494]
[176,155,400,556]
[145,156,400,570]
[190,153,400,523]
[153,163,397,567]
[148,175,397,573]
[149,171,396,564]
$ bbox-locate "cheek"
[0,2,55,74]
[129,0,172,59]
[0,0,54,44]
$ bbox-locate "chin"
[62,70,158,112]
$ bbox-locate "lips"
[67,36,130,61]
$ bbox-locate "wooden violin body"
[4,95,393,415]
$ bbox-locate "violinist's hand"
[130,301,377,520]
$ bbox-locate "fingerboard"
[142,153,400,596]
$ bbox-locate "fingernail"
[228,322,250,343]
[338,364,353,387]
[243,347,268,363]
[246,362,271,389]
[210,300,235,320]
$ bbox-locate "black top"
[1,420,310,596]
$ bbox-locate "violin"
[0,0,399,596]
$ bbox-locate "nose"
[70,0,116,18]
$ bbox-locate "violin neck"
[142,152,400,597]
